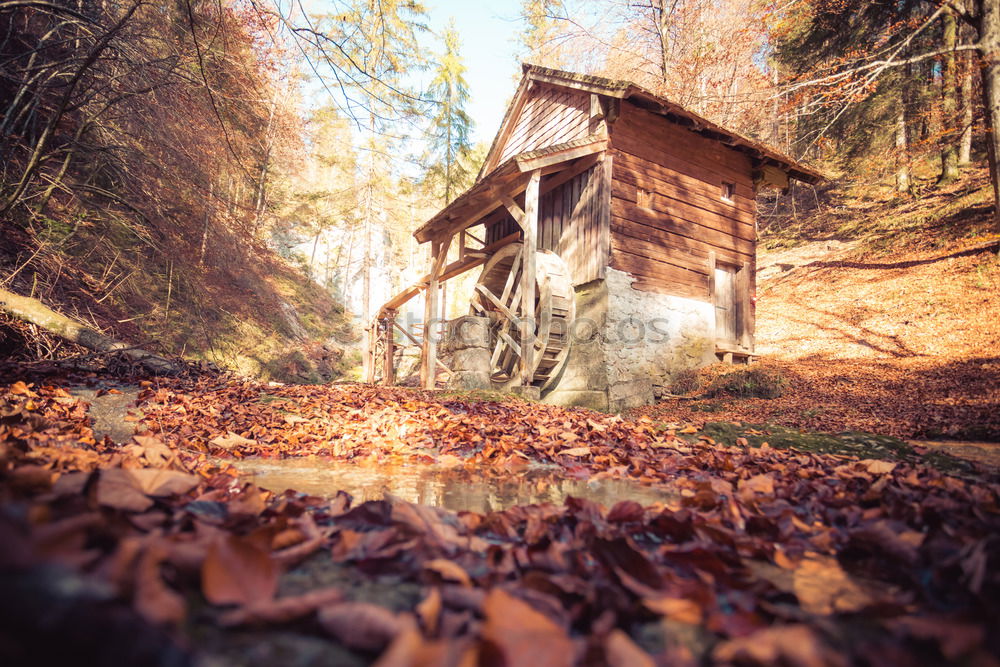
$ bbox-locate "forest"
[1,0,999,665]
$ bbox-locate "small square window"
[721,182,736,202]
[636,188,653,208]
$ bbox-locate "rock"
[446,371,492,391]
[450,347,490,373]
[444,316,490,351]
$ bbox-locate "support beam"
[382,309,396,386]
[514,139,607,172]
[421,240,440,389]
[499,194,525,229]
[420,236,452,390]
[363,322,373,383]
[519,169,540,386]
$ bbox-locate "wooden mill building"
[368,64,821,411]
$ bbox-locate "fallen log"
[0,287,181,375]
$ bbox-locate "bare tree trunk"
[939,7,961,185]
[978,0,1000,227]
[199,182,213,267]
[253,91,278,236]
[896,100,911,193]
[309,232,320,280]
[361,113,375,381]
[0,287,181,374]
[960,50,975,164]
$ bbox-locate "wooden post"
[421,241,439,389]
[420,236,452,390]
[740,260,755,352]
[707,251,717,354]
[383,309,396,386]
[364,320,376,383]
[519,169,540,385]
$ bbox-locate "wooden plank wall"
[499,84,590,163]
[484,162,606,286]
[607,102,756,302]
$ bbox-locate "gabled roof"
[412,64,823,245]
[479,63,823,185]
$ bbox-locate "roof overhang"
[413,138,606,244]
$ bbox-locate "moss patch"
[691,421,977,475]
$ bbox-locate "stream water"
[69,385,998,514]
[231,457,674,514]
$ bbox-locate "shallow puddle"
[232,458,674,513]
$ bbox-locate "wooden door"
[714,265,737,345]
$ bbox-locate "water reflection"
[231,458,673,513]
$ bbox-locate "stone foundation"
[543,267,715,412]
[444,316,492,391]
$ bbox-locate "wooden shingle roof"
[479,64,822,185]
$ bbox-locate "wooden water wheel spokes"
[470,243,575,389]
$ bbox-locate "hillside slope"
[0,225,359,383]
[639,166,1000,441]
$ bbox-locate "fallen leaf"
[218,587,344,627]
[319,602,403,652]
[416,587,442,635]
[793,556,872,615]
[96,468,154,512]
[481,589,573,667]
[643,597,702,624]
[861,459,897,475]
[129,468,199,497]
[424,559,471,587]
[202,534,278,606]
[209,431,258,450]
[713,624,843,667]
[134,544,186,626]
[132,435,174,467]
[557,446,591,457]
[738,473,775,497]
[605,629,655,667]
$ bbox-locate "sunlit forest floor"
[1,371,998,665]
[636,165,1000,444]
[2,169,999,666]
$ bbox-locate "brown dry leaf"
[96,468,154,512]
[318,602,403,652]
[272,513,326,567]
[861,459,897,475]
[374,627,477,667]
[201,534,278,606]
[738,473,775,497]
[424,559,471,587]
[481,589,573,667]
[793,556,872,615]
[209,431,258,450]
[713,624,845,667]
[134,544,186,626]
[557,446,591,457]
[217,587,344,627]
[643,597,702,624]
[129,468,199,497]
[416,587,442,635]
[132,435,174,468]
[605,629,655,667]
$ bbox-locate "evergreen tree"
[426,20,474,204]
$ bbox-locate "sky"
[421,0,525,145]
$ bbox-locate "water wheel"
[470,242,575,390]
